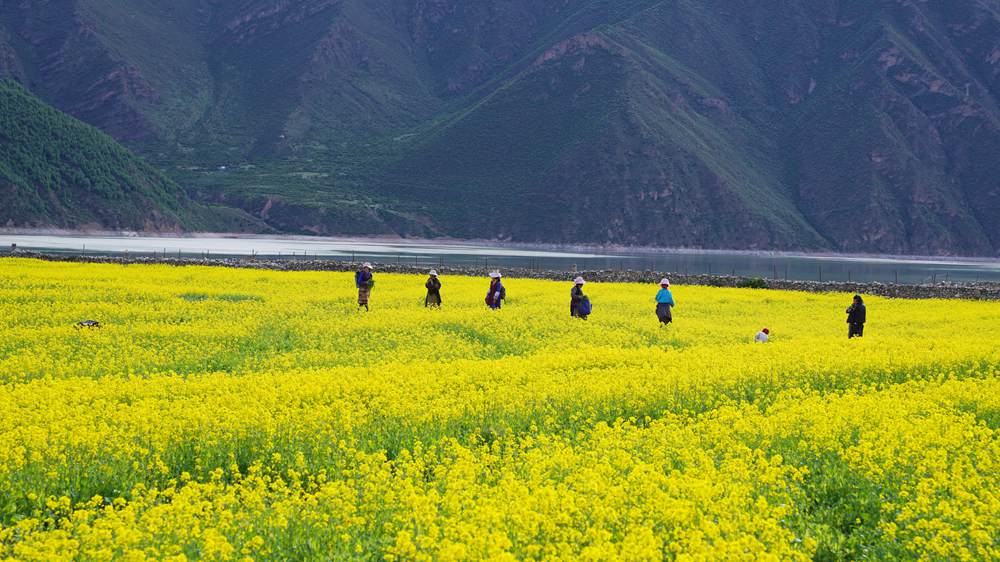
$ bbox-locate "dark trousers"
[656,303,673,324]
[849,323,865,338]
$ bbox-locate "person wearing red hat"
[755,328,770,343]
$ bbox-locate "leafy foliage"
[0,260,998,559]
[0,80,260,231]
[738,277,769,289]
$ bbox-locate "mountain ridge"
[1,1,998,255]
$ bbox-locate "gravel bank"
[6,251,1000,301]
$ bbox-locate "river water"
[4,234,1000,285]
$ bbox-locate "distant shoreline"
[1,228,998,266]
[5,250,999,301]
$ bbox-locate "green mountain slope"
[0,80,261,231]
[382,21,831,249]
[2,1,999,255]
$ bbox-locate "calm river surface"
[4,234,1000,285]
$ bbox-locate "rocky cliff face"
[1,0,998,255]
[778,1,1000,255]
[0,1,162,141]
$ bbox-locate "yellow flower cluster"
[0,259,997,560]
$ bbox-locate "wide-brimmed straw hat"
[659,278,670,286]
[362,262,373,270]
[574,277,586,285]
[429,270,438,276]
[489,271,502,278]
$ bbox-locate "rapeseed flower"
[0,259,996,560]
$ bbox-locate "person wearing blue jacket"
[570,277,589,319]
[354,262,375,311]
[655,278,675,325]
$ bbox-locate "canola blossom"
[0,258,998,561]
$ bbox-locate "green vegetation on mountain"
[0,80,261,231]
[2,1,999,255]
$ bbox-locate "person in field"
[355,262,375,311]
[570,277,590,320]
[425,270,442,308]
[755,328,770,343]
[486,271,505,310]
[846,294,866,338]
[655,278,675,325]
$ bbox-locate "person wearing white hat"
[355,262,375,311]
[425,270,442,308]
[654,278,674,325]
[570,277,590,320]
[486,271,505,309]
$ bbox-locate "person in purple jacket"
[486,271,505,310]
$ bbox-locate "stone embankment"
[6,251,1000,301]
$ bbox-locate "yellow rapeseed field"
[0,258,998,561]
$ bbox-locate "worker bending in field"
[425,270,442,308]
[655,278,675,325]
[570,277,591,320]
[355,262,375,311]
[846,294,866,338]
[486,271,505,310]
[755,328,770,343]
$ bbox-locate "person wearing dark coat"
[486,271,505,310]
[846,294,866,338]
[355,263,375,312]
[425,270,442,308]
[570,277,588,319]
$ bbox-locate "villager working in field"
[846,294,866,338]
[425,270,442,308]
[755,328,770,343]
[486,271,505,310]
[355,262,375,311]
[570,277,590,320]
[655,278,675,325]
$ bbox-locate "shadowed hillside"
[0,80,262,232]
[2,1,999,255]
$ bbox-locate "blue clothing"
[655,288,675,306]
[355,270,373,289]
[488,279,504,309]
